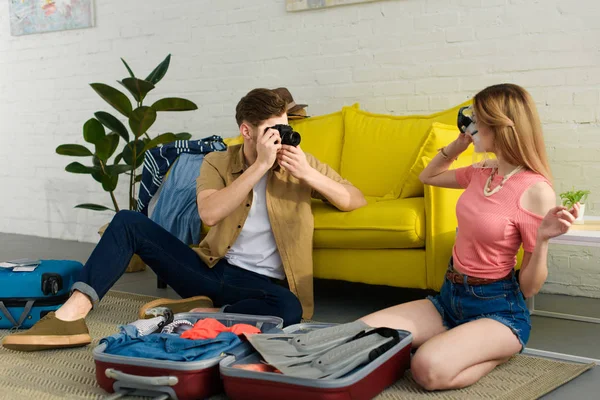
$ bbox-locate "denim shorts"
[427,260,531,350]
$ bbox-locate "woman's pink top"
[453,166,549,279]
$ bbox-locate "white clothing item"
[225,173,284,280]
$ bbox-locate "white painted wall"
[0,0,598,295]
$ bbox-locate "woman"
[361,83,579,391]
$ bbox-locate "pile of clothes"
[101,317,260,362]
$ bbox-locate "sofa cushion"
[400,123,461,198]
[312,197,425,249]
[290,104,359,172]
[340,100,472,200]
[223,136,244,146]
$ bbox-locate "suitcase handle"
[105,368,179,387]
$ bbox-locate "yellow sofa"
[224,101,479,292]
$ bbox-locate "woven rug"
[0,291,593,400]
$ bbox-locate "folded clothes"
[101,325,241,362]
[181,318,261,340]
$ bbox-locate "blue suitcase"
[0,260,83,329]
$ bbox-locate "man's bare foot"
[55,291,93,322]
[190,307,221,313]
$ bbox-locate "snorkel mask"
[457,105,495,168]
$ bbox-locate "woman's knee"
[411,350,448,391]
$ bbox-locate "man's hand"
[277,145,313,181]
[256,127,281,168]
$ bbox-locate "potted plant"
[559,188,590,224]
[56,54,197,271]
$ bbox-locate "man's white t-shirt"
[225,173,285,280]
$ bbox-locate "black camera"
[267,124,301,147]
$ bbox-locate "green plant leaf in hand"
[95,111,129,142]
[560,189,590,208]
[152,97,198,112]
[56,144,93,157]
[146,54,171,85]
[119,78,155,103]
[129,106,157,138]
[90,83,133,117]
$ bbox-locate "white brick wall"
[0,0,599,296]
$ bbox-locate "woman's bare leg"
[360,299,447,347]
[411,318,522,390]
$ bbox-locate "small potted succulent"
[559,188,590,224]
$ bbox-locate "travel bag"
[94,312,284,400]
[0,259,83,329]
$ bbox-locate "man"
[2,88,366,352]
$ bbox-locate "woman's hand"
[538,203,580,241]
[445,132,472,158]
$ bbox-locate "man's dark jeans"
[72,210,303,326]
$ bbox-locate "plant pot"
[98,223,147,273]
[574,203,585,225]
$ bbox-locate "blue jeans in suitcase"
[73,211,303,326]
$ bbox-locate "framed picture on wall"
[9,0,95,36]
[286,0,385,12]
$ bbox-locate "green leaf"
[105,164,133,175]
[175,132,192,140]
[75,203,113,212]
[129,106,157,138]
[142,132,177,152]
[114,153,124,165]
[101,174,118,192]
[95,111,129,142]
[95,133,120,162]
[145,54,171,85]
[90,83,133,117]
[83,118,105,144]
[151,97,198,112]
[119,78,155,103]
[135,174,143,183]
[121,58,135,78]
[56,144,93,157]
[92,171,104,183]
[123,140,146,168]
[65,162,100,174]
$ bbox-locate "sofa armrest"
[424,184,463,291]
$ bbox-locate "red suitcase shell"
[94,312,283,400]
[219,323,413,400]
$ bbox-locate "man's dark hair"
[235,88,287,127]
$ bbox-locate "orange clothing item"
[181,318,260,340]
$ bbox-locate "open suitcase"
[0,259,83,329]
[94,312,283,400]
[220,322,413,400]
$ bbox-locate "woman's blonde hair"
[474,83,552,183]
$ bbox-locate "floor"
[1,232,599,399]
